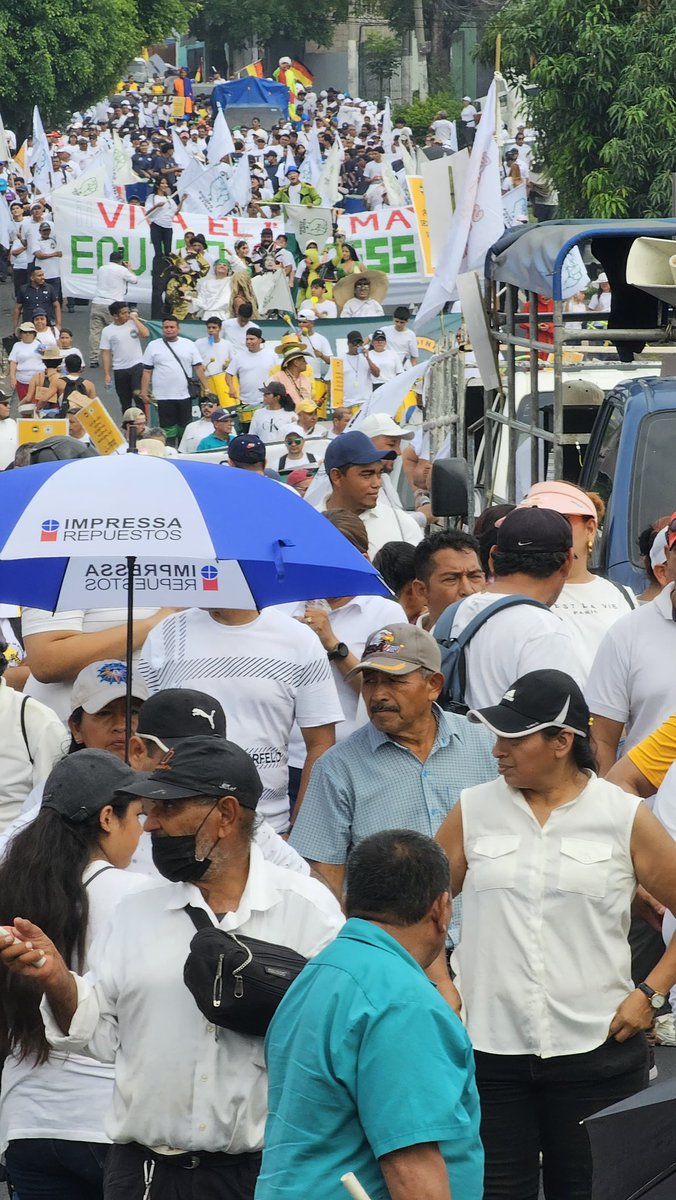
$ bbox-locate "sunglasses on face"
[285,437,303,445]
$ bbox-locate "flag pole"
[124,555,136,762]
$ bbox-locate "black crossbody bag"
[162,338,201,402]
[183,905,307,1037]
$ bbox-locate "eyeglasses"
[285,438,303,445]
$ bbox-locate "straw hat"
[41,347,64,364]
[333,269,389,313]
[279,346,309,370]
[274,334,309,357]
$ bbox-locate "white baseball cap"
[298,306,316,320]
[70,660,149,715]
[284,423,306,439]
[650,527,669,570]
[359,413,415,441]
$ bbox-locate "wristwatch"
[637,982,667,1009]
[327,642,349,662]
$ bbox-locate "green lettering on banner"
[119,237,148,277]
[71,236,95,275]
[97,236,121,267]
[362,237,391,273]
[390,235,417,274]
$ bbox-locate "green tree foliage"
[191,0,348,68]
[393,92,461,140]
[481,0,676,218]
[0,0,188,133]
[362,31,402,97]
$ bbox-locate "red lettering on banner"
[385,209,412,231]
[97,203,124,228]
[208,218,228,236]
[128,205,136,230]
[232,219,246,236]
[349,213,378,233]
[173,211,188,230]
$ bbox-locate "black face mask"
[151,803,219,883]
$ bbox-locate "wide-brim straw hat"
[333,269,389,313]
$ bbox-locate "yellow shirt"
[627,714,676,789]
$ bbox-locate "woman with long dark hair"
[436,669,676,1200]
[0,750,149,1200]
[144,178,183,260]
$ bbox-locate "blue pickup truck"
[578,377,676,591]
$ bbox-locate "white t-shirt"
[449,590,585,710]
[92,263,138,306]
[25,220,52,261]
[0,680,67,830]
[284,594,408,767]
[220,318,249,352]
[21,606,158,720]
[99,319,144,370]
[339,351,374,403]
[553,577,637,684]
[0,860,153,1153]
[228,344,278,406]
[431,118,455,142]
[370,347,401,381]
[586,583,676,748]
[341,297,385,319]
[144,193,178,229]
[142,337,203,401]
[381,324,418,366]
[461,104,477,125]
[315,494,422,557]
[34,236,61,281]
[0,417,18,470]
[305,331,332,378]
[178,417,215,454]
[8,341,44,384]
[194,336,233,377]
[313,299,338,319]
[138,608,344,830]
[248,408,296,444]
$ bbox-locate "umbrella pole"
[124,554,137,763]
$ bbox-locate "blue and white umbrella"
[0,455,389,610]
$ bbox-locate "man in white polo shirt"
[588,512,676,772]
[100,302,149,413]
[225,326,278,408]
[88,248,138,367]
[140,316,214,445]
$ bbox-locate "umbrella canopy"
[586,1076,676,1199]
[0,456,389,610]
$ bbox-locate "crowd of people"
[0,55,663,1200]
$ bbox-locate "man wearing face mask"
[5,736,343,1200]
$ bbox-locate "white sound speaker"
[626,237,676,304]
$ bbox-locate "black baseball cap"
[495,507,572,554]
[468,670,590,738]
[228,434,266,464]
[325,430,390,474]
[136,688,227,750]
[42,749,137,822]
[118,735,263,809]
[260,380,287,397]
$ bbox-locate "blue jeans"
[6,1138,108,1199]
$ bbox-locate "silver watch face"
[651,993,665,1009]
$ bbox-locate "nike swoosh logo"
[517,540,533,546]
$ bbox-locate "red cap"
[666,512,676,550]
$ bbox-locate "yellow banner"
[171,97,186,119]
[18,418,68,445]
[407,176,433,277]
[74,397,125,456]
[330,357,344,407]
[416,336,438,353]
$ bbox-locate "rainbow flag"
[290,59,314,87]
[244,60,265,78]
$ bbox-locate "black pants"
[6,1136,108,1199]
[104,1142,261,1200]
[114,364,144,410]
[156,397,193,445]
[150,224,173,258]
[13,267,28,300]
[474,1034,649,1200]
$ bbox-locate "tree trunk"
[429,3,446,88]
[412,0,429,100]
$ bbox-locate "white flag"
[228,152,251,211]
[171,127,192,169]
[381,97,393,154]
[502,183,528,229]
[317,141,341,206]
[52,162,111,199]
[252,268,296,315]
[306,121,323,185]
[183,162,233,216]
[112,130,141,187]
[382,158,406,206]
[30,106,53,197]
[415,78,504,329]
[284,205,334,252]
[0,195,12,249]
[207,108,236,165]
[349,359,436,426]
[0,114,12,166]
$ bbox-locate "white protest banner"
[51,193,283,302]
[284,205,334,252]
[51,195,429,305]
[502,183,528,230]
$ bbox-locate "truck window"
[630,412,676,566]
[584,404,623,514]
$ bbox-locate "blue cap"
[285,164,300,175]
[211,408,234,423]
[228,433,266,464]
[324,430,390,474]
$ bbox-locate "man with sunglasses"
[278,424,317,472]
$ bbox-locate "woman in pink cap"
[520,481,637,678]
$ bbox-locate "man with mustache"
[290,624,495,965]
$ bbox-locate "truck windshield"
[630,412,676,567]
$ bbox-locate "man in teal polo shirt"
[256,830,483,1200]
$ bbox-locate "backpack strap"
[437,595,551,650]
[20,695,33,765]
[605,579,637,610]
[85,864,115,888]
[185,904,216,932]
